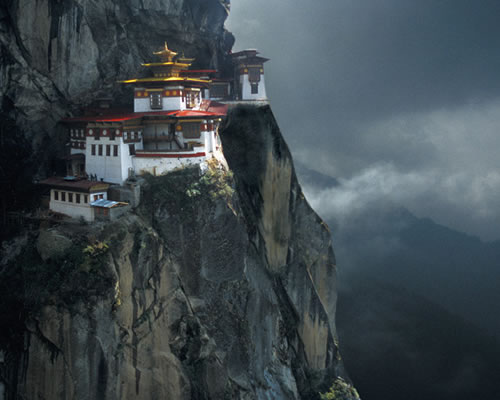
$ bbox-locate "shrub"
[320,377,360,400]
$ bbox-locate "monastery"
[40,43,269,222]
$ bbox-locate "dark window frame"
[150,92,162,109]
[182,122,201,139]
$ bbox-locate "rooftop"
[39,177,111,193]
[62,108,227,123]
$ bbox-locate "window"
[91,144,96,156]
[106,145,111,156]
[84,195,88,203]
[129,144,136,155]
[61,192,66,202]
[110,129,116,140]
[94,128,100,140]
[93,195,99,201]
[76,194,81,204]
[251,83,259,94]
[68,193,73,202]
[54,191,59,201]
[210,84,228,98]
[113,145,118,157]
[248,67,261,82]
[99,194,104,199]
[182,122,201,139]
[98,144,103,156]
[185,91,195,108]
[150,92,162,109]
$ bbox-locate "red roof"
[39,177,111,192]
[62,109,226,123]
[199,100,229,115]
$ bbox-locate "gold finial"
[154,41,178,62]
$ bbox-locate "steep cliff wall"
[0,106,356,399]
[0,1,358,398]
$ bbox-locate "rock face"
[0,1,355,398]
[1,106,351,399]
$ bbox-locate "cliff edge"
[0,1,358,398]
[0,105,357,399]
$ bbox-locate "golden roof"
[153,42,178,62]
[120,77,210,85]
[141,62,191,68]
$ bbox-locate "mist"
[227,0,500,241]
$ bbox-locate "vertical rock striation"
[0,1,356,399]
[1,105,351,399]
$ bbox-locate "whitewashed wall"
[240,74,267,100]
[133,153,208,176]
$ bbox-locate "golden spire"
[154,42,178,62]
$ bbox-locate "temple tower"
[231,49,269,101]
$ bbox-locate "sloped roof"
[39,177,110,193]
[62,109,226,123]
[90,199,128,208]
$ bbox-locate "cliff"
[0,1,357,399]
[0,105,356,399]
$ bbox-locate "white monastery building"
[41,43,269,221]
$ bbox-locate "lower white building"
[40,177,111,222]
[63,108,225,184]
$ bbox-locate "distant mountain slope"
[337,280,500,400]
[296,167,500,337]
[332,205,500,337]
[294,162,340,189]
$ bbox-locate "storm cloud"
[227,0,500,240]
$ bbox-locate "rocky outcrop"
[0,1,356,398]
[0,106,352,399]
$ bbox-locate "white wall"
[133,152,208,176]
[240,74,267,100]
[134,86,187,112]
[162,96,184,111]
[85,137,140,184]
[49,189,98,221]
[120,139,142,181]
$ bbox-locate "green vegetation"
[195,158,234,201]
[142,160,235,219]
[320,377,360,400]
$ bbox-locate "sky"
[226,0,500,241]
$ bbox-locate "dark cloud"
[227,0,500,240]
